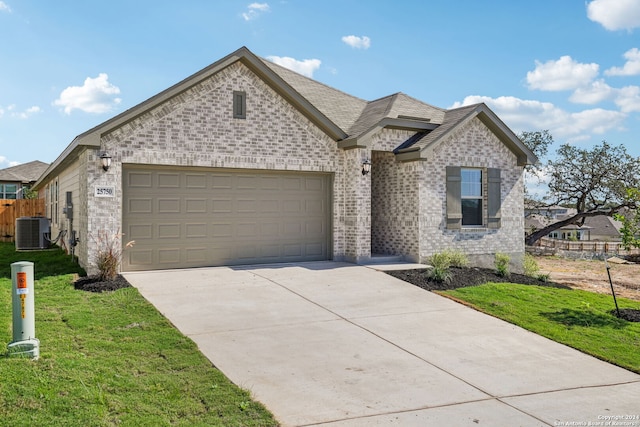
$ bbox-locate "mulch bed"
[386,266,570,291]
[387,266,640,322]
[73,274,132,293]
[613,309,640,322]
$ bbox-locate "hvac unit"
[15,217,50,250]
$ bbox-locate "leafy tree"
[522,138,640,246]
[614,189,640,250]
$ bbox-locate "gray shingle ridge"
[260,57,368,133]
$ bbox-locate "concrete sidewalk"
[124,262,640,427]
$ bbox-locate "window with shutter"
[446,167,501,230]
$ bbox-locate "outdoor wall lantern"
[362,159,371,176]
[100,152,112,172]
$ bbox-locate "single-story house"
[0,161,49,199]
[525,208,623,242]
[34,46,537,274]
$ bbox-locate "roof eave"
[339,118,437,150]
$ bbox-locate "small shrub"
[442,249,469,268]
[523,253,540,277]
[494,252,511,277]
[91,230,135,281]
[537,273,551,282]
[429,252,452,283]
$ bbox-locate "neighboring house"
[525,207,622,242]
[0,161,49,199]
[34,47,536,274]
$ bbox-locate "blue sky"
[1,0,640,169]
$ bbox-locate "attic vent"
[233,91,246,119]
[15,217,50,250]
[397,115,431,122]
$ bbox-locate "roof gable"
[0,160,49,183]
[395,103,538,166]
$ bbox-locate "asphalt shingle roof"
[261,58,367,133]
[0,160,49,183]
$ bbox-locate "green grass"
[0,243,278,426]
[440,283,640,373]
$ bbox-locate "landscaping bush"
[442,249,469,268]
[495,252,511,277]
[429,252,452,283]
[523,253,540,277]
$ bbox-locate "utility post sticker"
[17,272,27,319]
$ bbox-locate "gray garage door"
[122,165,332,271]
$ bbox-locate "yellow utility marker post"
[8,261,40,359]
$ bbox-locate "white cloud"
[53,73,121,114]
[569,79,614,104]
[526,56,599,91]
[0,156,19,167]
[605,48,640,76]
[0,104,42,119]
[0,2,11,13]
[242,2,269,21]
[587,0,640,31]
[615,85,640,112]
[12,106,41,119]
[341,35,371,49]
[452,95,626,141]
[266,55,321,78]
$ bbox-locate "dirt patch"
[74,275,132,293]
[536,256,640,302]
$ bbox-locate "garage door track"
[124,262,640,426]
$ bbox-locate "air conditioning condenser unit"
[15,217,50,250]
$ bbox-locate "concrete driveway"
[124,261,640,426]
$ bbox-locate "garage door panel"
[186,199,207,213]
[128,249,153,265]
[128,172,153,187]
[212,175,233,189]
[128,224,153,240]
[158,173,180,188]
[123,166,331,271]
[158,248,180,264]
[128,198,153,214]
[186,248,207,263]
[158,199,181,213]
[186,223,207,238]
[212,199,233,213]
[158,223,181,239]
[186,174,206,188]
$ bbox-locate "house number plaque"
[95,186,115,197]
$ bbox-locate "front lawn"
[0,243,277,426]
[440,283,640,373]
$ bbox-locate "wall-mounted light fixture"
[100,152,112,172]
[362,159,371,176]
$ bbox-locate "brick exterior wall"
[371,151,420,259]
[418,117,525,268]
[46,61,525,273]
[80,61,372,272]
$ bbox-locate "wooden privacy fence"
[0,199,46,242]
[534,236,640,255]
